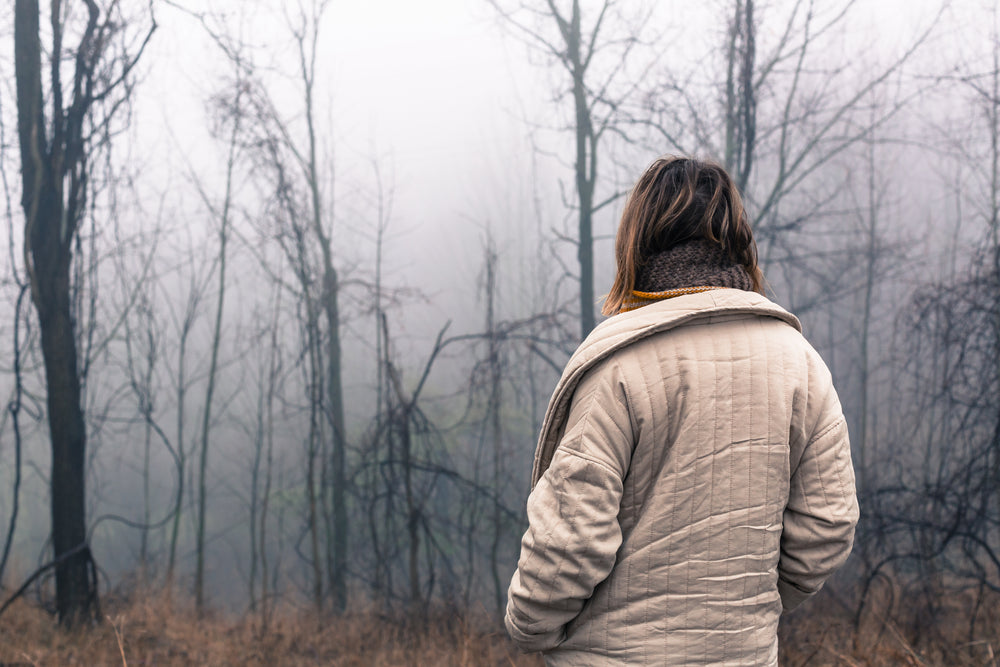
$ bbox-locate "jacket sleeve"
[778,364,859,611]
[505,359,634,652]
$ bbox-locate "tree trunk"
[194,92,241,613]
[305,305,324,613]
[485,240,504,615]
[15,0,96,627]
[258,280,282,631]
[165,308,190,595]
[322,268,348,611]
[297,3,347,608]
[39,266,93,625]
[194,210,227,614]
[857,121,879,501]
[724,0,756,194]
[401,402,421,609]
[569,0,596,338]
[0,287,28,586]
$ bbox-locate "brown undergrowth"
[0,593,543,666]
[0,585,997,666]
[779,585,1000,667]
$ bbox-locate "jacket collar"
[531,289,801,487]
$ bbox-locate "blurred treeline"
[0,0,998,655]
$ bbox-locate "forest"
[0,0,998,664]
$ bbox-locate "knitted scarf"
[621,239,754,313]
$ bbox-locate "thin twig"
[108,614,128,666]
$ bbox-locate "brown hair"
[602,156,765,316]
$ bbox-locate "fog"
[1,0,999,656]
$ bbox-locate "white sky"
[138,0,541,339]
[131,0,980,346]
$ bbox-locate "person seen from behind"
[505,155,859,665]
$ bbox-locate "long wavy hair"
[602,156,765,316]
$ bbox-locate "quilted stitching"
[507,289,857,666]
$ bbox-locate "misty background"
[1,0,998,649]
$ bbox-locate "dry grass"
[779,586,1000,667]
[0,594,543,666]
[1,586,997,666]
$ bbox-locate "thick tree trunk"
[15,0,96,627]
[39,282,93,625]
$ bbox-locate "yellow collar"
[620,286,725,313]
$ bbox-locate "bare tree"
[724,0,756,193]
[287,0,349,612]
[490,0,655,338]
[13,0,154,626]
[855,8,1000,640]
[482,234,506,615]
[0,285,30,589]
[212,0,348,612]
[626,0,938,284]
[121,286,161,581]
[844,105,896,506]
[190,72,246,615]
[247,270,284,628]
[725,0,937,256]
[163,249,214,595]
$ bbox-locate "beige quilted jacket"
[505,289,858,666]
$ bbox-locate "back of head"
[602,156,764,316]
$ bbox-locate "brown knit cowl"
[634,239,754,293]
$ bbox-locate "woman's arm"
[779,361,859,611]
[505,358,635,652]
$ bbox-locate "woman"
[505,156,858,665]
